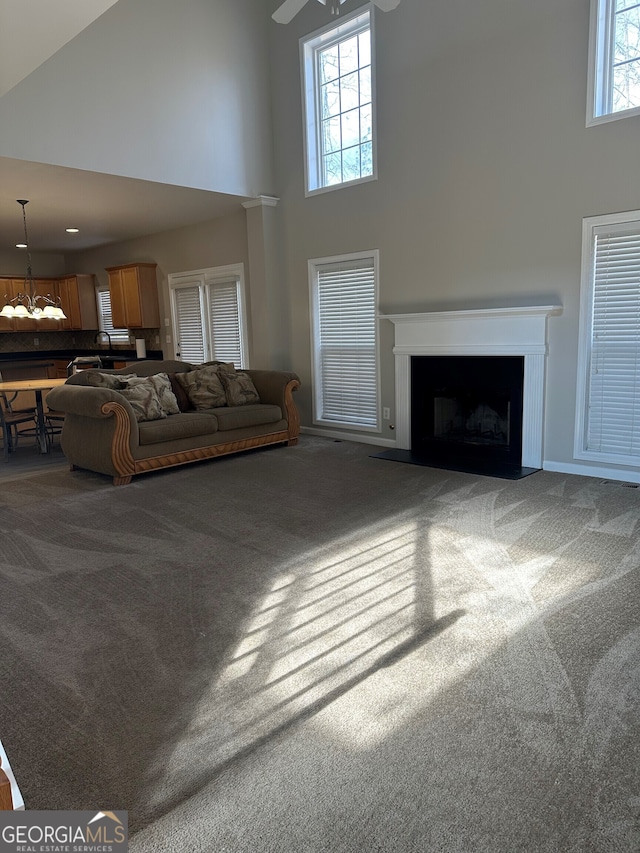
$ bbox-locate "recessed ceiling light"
[66,227,79,233]
[15,242,27,248]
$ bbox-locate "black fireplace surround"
[410,355,525,475]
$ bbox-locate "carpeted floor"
[0,436,639,851]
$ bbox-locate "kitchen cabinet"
[106,263,159,329]
[57,274,98,330]
[0,274,98,332]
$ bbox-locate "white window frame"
[587,0,640,125]
[168,263,249,367]
[309,249,380,432]
[575,209,640,465]
[95,286,130,344]
[301,5,377,196]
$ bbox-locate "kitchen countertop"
[0,349,164,366]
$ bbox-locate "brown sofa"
[46,360,301,485]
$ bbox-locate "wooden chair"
[0,393,38,462]
[0,370,37,417]
[0,768,13,810]
[44,408,65,447]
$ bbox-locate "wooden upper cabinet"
[0,274,98,332]
[57,274,98,330]
[106,263,159,329]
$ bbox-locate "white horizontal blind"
[587,228,640,456]
[207,280,244,366]
[96,290,130,343]
[313,257,377,427]
[174,285,205,363]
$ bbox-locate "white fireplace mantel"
[380,305,562,468]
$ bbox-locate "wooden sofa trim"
[101,378,301,486]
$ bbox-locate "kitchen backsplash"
[0,329,160,354]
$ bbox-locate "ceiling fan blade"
[371,0,402,11]
[272,0,310,24]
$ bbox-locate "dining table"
[0,377,67,454]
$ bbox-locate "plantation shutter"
[587,229,640,457]
[174,285,205,363]
[96,290,129,343]
[207,280,244,366]
[314,258,377,427]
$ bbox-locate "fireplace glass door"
[411,356,524,471]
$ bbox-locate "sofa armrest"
[47,384,136,422]
[45,384,140,481]
[245,370,300,441]
[245,370,300,408]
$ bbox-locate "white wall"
[0,0,275,198]
[268,0,640,477]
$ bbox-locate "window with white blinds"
[310,251,379,430]
[96,289,130,343]
[169,265,248,368]
[576,211,640,464]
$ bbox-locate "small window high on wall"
[575,210,640,465]
[301,7,376,194]
[588,0,640,123]
[169,264,249,367]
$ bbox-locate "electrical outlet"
[71,336,76,345]
[165,334,172,344]
[155,335,160,344]
[33,337,39,346]
[164,318,170,327]
[383,407,390,420]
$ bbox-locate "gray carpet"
[0,437,639,852]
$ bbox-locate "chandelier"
[0,200,67,321]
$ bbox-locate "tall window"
[169,264,248,367]
[309,251,379,430]
[96,288,130,343]
[575,210,640,464]
[588,0,640,123]
[301,8,376,194]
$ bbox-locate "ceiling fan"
[272,0,401,25]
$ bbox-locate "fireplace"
[377,305,562,478]
[411,355,524,472]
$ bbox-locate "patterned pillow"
[118,381,167,422]
[175,365,228,410]
[85,371,135,389]
[168,373,192,412]
[218,364,260,406]
[122,374,180,416]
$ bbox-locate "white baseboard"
[301,426,397,449]
[543,459,640,484]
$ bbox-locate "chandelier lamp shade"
[0,200,67,321]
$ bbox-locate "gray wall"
[0,0,275,197]
[268,0,640,475]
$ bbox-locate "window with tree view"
[589,0,640,122]
[302,9,376,193]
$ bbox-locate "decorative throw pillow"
[122,373,180,416]
[175,365,228,410]
[118,381,167,422]
[85,371,135,389]
[167,373,192,412]
[218,364,260,406]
